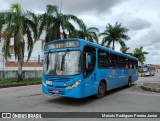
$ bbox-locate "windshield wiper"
[61,49,70,71]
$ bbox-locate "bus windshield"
[139,67,148,72]
[43,50,81,75]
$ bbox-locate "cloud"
[125,18,151,31]
[1,0,125,14]
[62,0,124,14]
[110,13,152,31]
[127,28,160,49]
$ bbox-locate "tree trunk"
[17,60,23,82]
[57,23,61,39]
[17,44,23,82]
[112,40,115,50]
[62,27,67,39]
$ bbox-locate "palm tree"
[0,12,5,41]
[100,22,130,50]
[120,46,130,54]
[133,46,148,64]
[1,3,38,80]
[73,26,99,43]
[120,46,134,56]
[38,5,85,43]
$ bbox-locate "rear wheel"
[96,81,106,98]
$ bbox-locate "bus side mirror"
[87,55,91,64]
[85,53,91,69]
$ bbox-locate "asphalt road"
[0,70,160,121]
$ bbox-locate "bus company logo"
[111,70,116,74]
[109,70,116,77]
[2,113,11,118]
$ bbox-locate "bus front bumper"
[42,82,84,98]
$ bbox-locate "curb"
[141,83,160,93]
[0,82,42,88]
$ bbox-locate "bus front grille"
[45,76,70,82]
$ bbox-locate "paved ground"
[0,70,160,121]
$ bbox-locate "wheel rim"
[99,83,105,95]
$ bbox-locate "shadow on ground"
[46,84,134,106]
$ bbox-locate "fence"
[0,70,43,78]
[0,54,43,79]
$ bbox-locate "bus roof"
[45,38,138,61]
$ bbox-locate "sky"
[1,0,160,65]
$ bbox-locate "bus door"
[119,57,131,86]
[109,53,119,88]
[83,46,96,97]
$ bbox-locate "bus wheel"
[127,77,132,88]
[96,81,106,98]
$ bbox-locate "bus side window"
[109,53,118,68]
[132,62,135,69]
[83,46,96,78]
[119,56,123,68]
[98,49,109,68]
[128,59,131,69]
[125,58,128,69]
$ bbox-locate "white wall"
[0,41,4,70]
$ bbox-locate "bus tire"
[95,81,106,99]
[127,77,132,88]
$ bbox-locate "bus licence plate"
[52,90,59,94]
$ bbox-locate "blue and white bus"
[138,65,156,76]
[42,38,138,98]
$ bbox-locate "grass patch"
[0,78,42,85]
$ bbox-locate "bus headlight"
[66,80,81,90]
[42,81,47,87]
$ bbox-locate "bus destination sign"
[45,40,80,50]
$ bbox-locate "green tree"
[100,22,130,50]
[133,46,148,64]
[120,46,133,56]
[73,27,99,43]
[0,12,5,41]
[38,5,85,43]
[1,3,38,80]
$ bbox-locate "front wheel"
[96,81,106,99]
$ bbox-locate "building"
[0,31,46,71]
[0,30,68,71]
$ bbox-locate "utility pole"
[60,0,63,13]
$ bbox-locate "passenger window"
[124,58,129,69]
[109,53,118,68]
[83,46,96,78]
[98,49,109,68]
[119,56,124,68]
[130,61,134,69]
